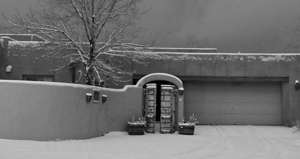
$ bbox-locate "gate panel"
[160,85,175,133]
[145,84,156,133]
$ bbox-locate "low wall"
[0,80,143,141]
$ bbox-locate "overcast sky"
[1,0,300,53]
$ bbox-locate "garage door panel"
[197,114,220,125]
[267,114,282,124]
[269,103,282,113]
[184,82,281,92]
[184,82,282,125]
[185,91,281,103]
[185,102,281,114]
[193,113,281,125]
[184,102,198,113]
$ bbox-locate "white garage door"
[184,81,282,125]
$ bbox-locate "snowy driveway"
[0,126,300,159]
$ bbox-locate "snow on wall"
[259,55,296,62]
[0,34,47,42]
[8,41,44,48]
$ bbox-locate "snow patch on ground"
[0,126,300,159]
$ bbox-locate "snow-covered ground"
[0,126,299,159]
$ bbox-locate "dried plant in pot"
[292,119,300,134]
[178,114,199,135]
[127,108,146,135]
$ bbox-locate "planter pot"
[128,123,145,135]
[178,125,195,135]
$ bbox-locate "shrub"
[128,107,146,125]
[179,114,199,126]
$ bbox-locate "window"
[93,89,100,103]
[23,75,54,82]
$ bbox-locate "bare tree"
[187,35,214,48]
[285,20,300,53]
[4,0,162,85]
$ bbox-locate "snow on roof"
[146,47,218,53]
[0,36,17,41]
[8,41,45,47]
[0,34,47,42]
[159,52,300,56]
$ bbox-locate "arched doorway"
[144,80,174,121]
[136,73,184,133]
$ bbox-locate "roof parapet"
[146,47,217,53]
[0,34,46,42]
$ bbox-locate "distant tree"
[187,35,214,48]
[285,20,300,53]
[4,0,162,85]
[250,42,265,53]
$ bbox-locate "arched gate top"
[136,73,183,89]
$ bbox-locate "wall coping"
[157,52,300,56]
[136,73,183,89]
[0,80,138,92]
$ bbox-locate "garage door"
[184,81,282,125]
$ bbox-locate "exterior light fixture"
[179,88,184,95]
[295,80,300,90]
[86,93,92,103]
[6,65,12,73]
[102,95,107,103]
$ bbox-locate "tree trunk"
[86,39,96,85]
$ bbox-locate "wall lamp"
[86,93,92,103]
[102,95,108,103]
[179,88,184,95]
[6,65,12,73]
[295,80,300,90]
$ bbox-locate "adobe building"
[1,36,300,128]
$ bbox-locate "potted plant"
[292,119,300,133]
[127,108,146,135]
[178,114,199,135]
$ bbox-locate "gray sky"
[1,0,300,53]
[0,0,36,18]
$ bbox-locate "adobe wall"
[134,53,296,77]
[0,41,133,88]
[0,80,143,141]
[0,41,76,83]
[0,39,6,79]
[134,53,300,126]
[1,40,300,126]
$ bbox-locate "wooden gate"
[145,84,156,133]
[160,85,175,133]
[144,84,176,133]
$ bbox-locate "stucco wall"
[0,41,133,88]
[0,39,6,79]
[134,53,297,77]
[1,41,75,83]
[0,80,142,141]
[134,53,300,126]
[2,41,300,127]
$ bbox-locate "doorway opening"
[143,81,177,133]
[145,81,174,121]
[134,73,185,133]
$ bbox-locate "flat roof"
[158,52,300,56]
